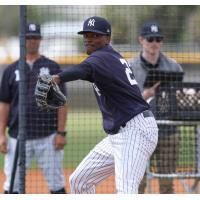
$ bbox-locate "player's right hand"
[142,81,160,100]
[0,134,8,154]
[54,134,67,150]
[52,75,61,84]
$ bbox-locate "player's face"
[139,36,163,56]
[83,32,111,55]
[26,36,41,55]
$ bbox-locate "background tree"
[0,6,18,37]
[103,5,198,44]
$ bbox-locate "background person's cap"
[140,22,163,38]
[78,16,111,35]
[26,22,41,38]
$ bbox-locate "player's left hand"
[35,74,66,110]
[54,134,67,150]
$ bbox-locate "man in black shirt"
[0,22,67,193]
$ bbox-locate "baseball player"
[52,16,158,194]
[0,22,67,193]
[129,21,183,193]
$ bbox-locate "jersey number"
[15,70,20,81]
[120,58,137,85]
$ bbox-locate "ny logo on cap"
[29,24,37,31]
[150,25,158,33]
[88,19,95,27]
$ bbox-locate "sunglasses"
[146,37,163,43]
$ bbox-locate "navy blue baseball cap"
[78,16,111,35]
[26,22,41,38]
[140,22,163,38]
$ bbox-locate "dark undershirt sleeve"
[58,62,93,83]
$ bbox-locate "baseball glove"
[35,74,66,110]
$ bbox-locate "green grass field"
[0,110,198,170]
[0,110,105,169]
[178,126,197,167]
[63,110,105,168]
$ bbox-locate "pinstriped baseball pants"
[69,112,158,194]
[3,134,65,192]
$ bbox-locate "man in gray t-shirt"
[129,21,183,194]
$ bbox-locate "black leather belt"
[110,110,154,134]
[142,110,154,118]
[121,110,153,128]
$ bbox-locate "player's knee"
[69,172,79,192]
[69,172,90,193]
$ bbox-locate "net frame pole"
[18,5,27,194]
[146,120,200,193]
[8,140,19,193]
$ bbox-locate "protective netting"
[0,5,200,194]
